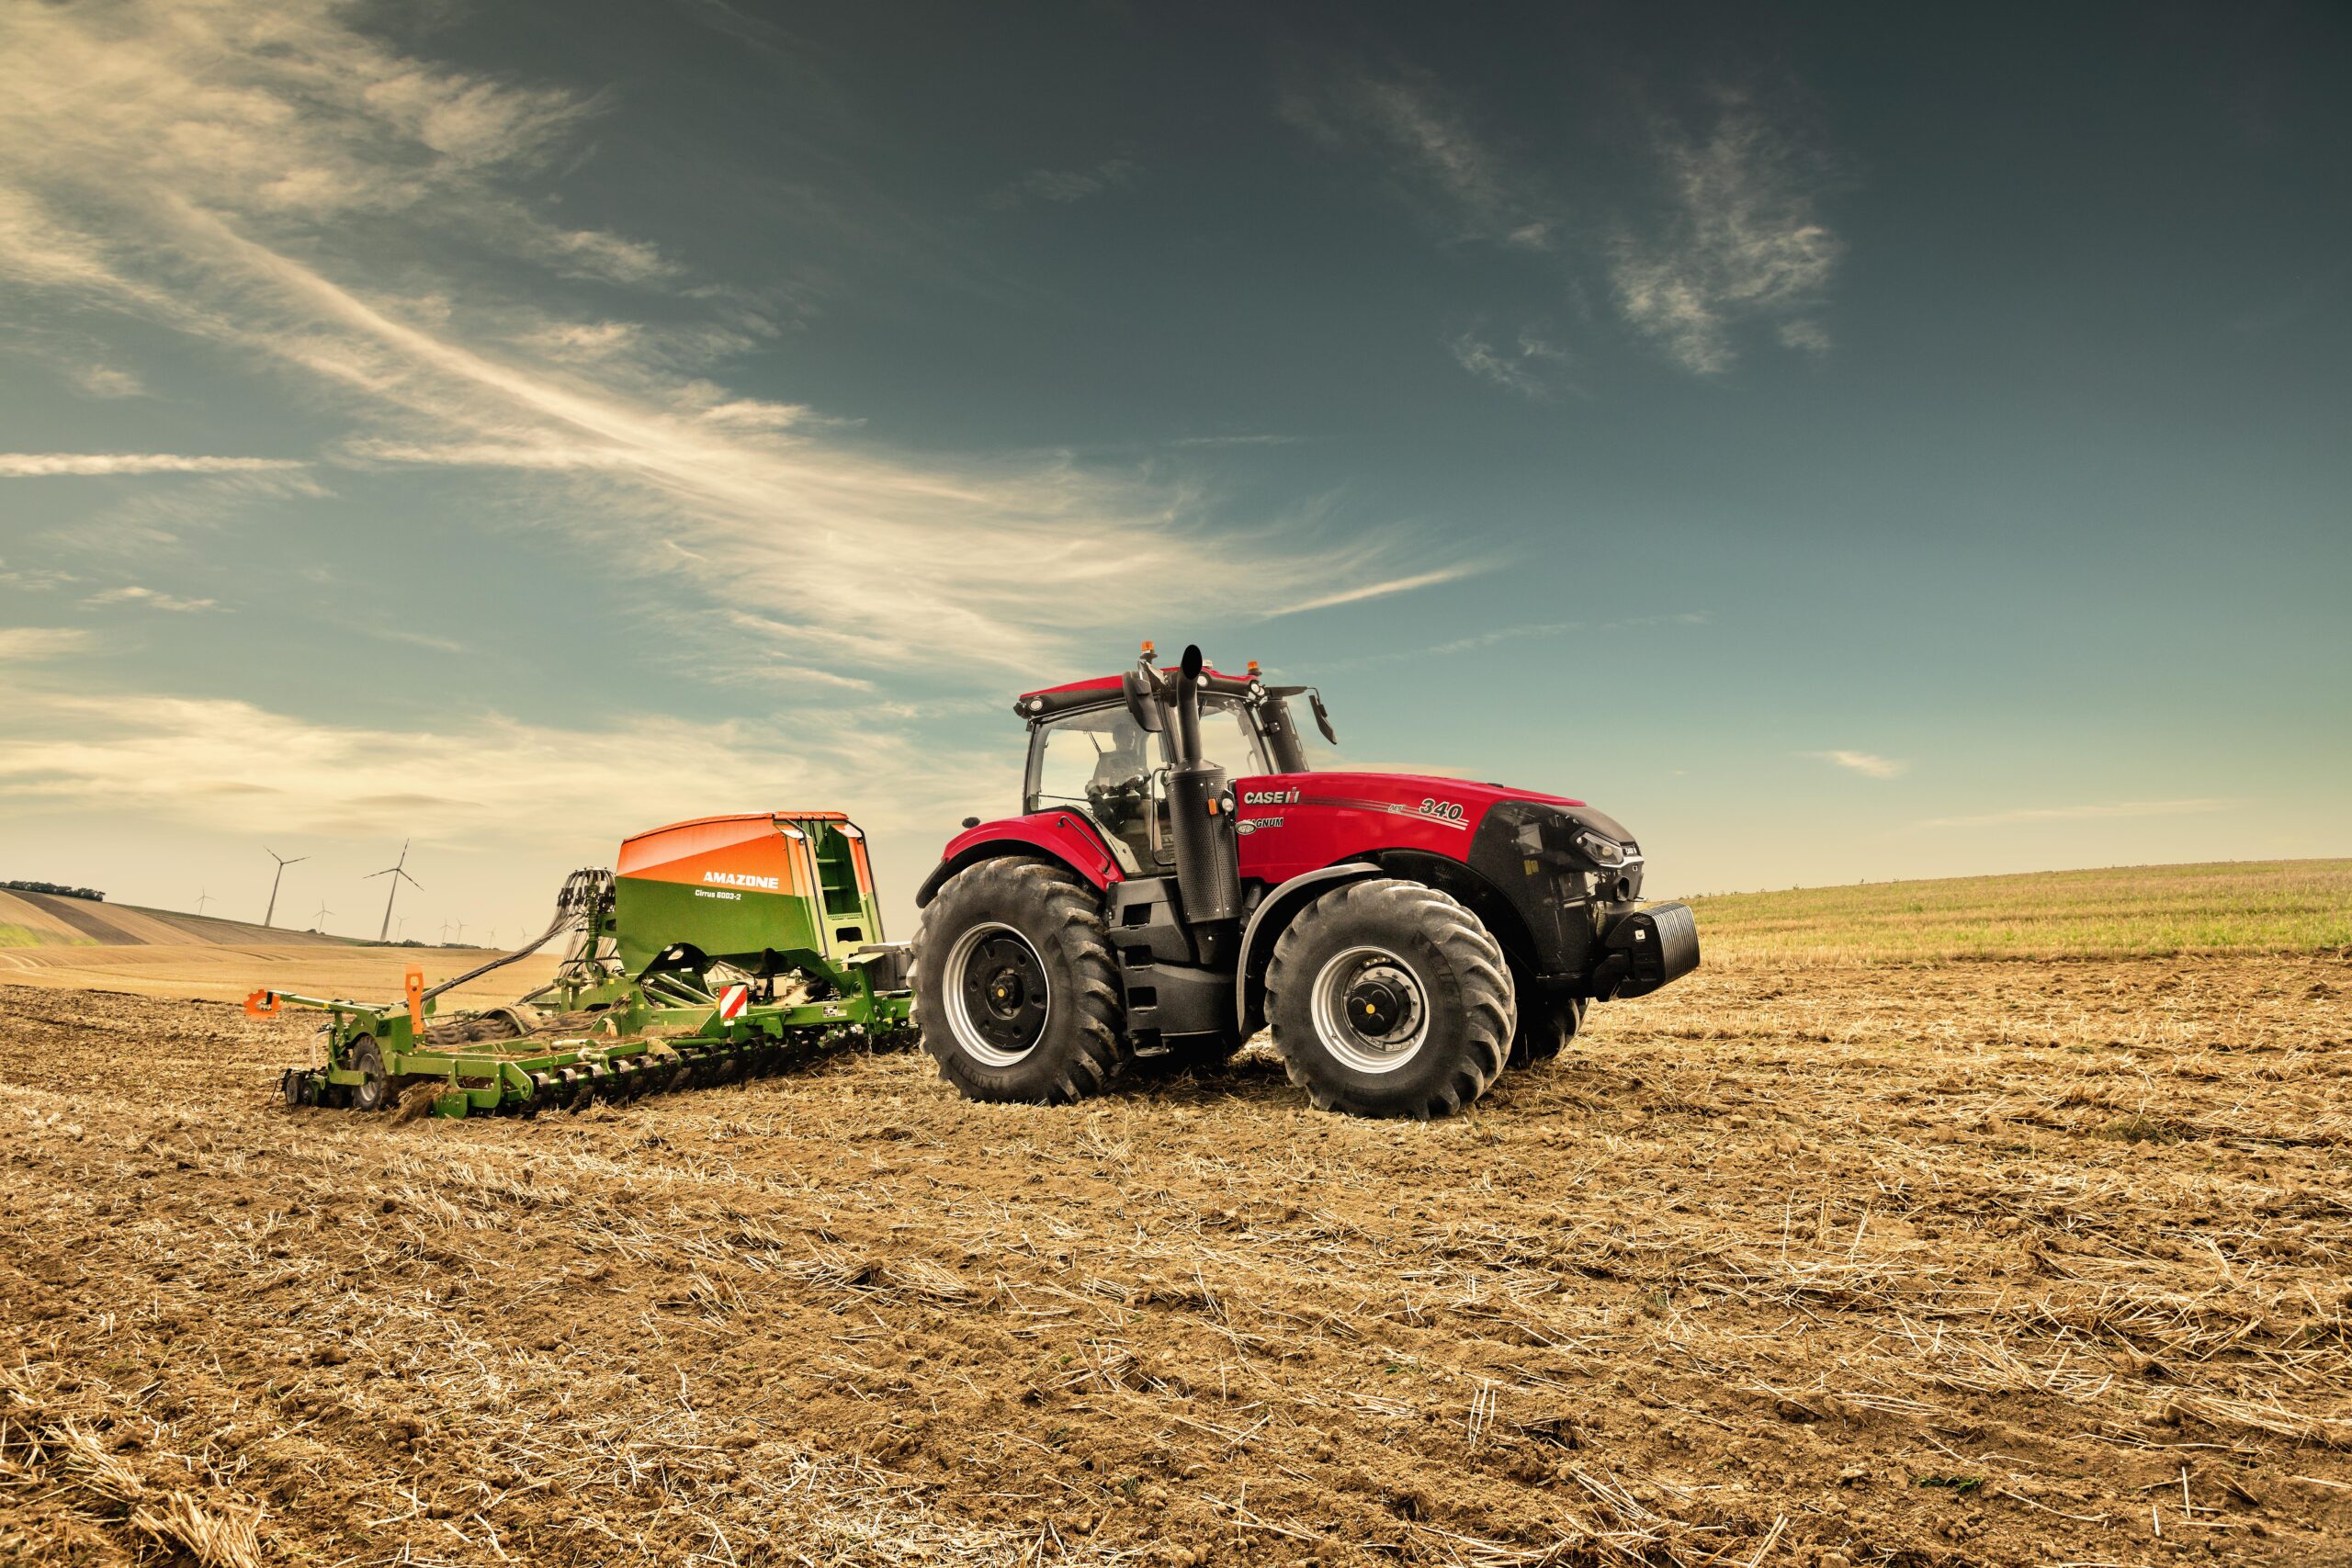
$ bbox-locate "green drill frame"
[258,907,913,1120]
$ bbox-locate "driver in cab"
[1084,719,1156,857]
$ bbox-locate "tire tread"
[913,858,1124,1105]
[1266,877,1514,1119]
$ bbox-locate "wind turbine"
[395,914,409,942]
[194,887,213,917]
[261,847,307,928]
[454,920,468,945]
[439,919,453,944]
[365,839,422,943]
[312,901,334,933]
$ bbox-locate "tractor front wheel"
[914,858,1123,1104]
[1267,878,1515,1119]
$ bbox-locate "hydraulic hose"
[419,867,612,1004]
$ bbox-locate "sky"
[1,0,2346,945]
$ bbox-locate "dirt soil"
[3,953,2347,1567]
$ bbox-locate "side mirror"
[1308,689,1337,745]
[1121,671,1165,733]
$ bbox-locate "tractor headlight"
[1508,805,1641,874]
[1575,829,1627,866]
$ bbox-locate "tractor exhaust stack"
[1164,644,1240,926]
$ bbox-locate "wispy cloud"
[543,228,680,285]
[1285,66,1839,379]
[0,453,305,477]
[1361,610,1711,664]
[0,558,78,592]
[1283,68,1551,249]
[1424,621,1574,656]
[68,364,145,399]
[0,455,325,558]
[1920,798,2236,829]
[1806,750,1908,779]
[985,158,1136,209]
[0,1,1461,677]
[1263,565,1489,618]
[355,623,468,655]
[1611,91,1842,375]
[1448,327,1570,400]
[342,440,652,472]
[0,682,1002,867]
[0,627,94,660]
[59,468,331,555]
[85,585,220,613]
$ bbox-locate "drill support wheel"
[346,1036,392,1112]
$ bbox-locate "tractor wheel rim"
[943,921,1051,1067]
[1309,946,1430,1075]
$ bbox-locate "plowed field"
[3,879,2348,1567]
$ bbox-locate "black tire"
[346,1035,392,1112]
[1510,995,1589,1067]
[913,858,1123,1104]
[1267,878,1515,1119]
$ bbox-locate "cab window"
[1193,695,1271,780]
[1027,705,1157,869]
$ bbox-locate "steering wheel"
[1086,773,1149,817]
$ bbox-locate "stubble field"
[3,863,2348,1567]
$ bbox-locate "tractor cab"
[1013,655,1323,874]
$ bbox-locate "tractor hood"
[1356,772,1589,811]
[1233,769,1641,881]
[1233,769,1668,999]
[1241,770,1594,824]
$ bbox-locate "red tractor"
[911,643,1699,1118]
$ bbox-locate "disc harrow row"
[276,1021,895,1119]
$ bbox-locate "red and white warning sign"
[718,983,750,1021]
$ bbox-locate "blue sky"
[1,1,2346,942]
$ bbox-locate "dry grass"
[1689,858,2352,964]
[1,867,2347,1565]
[1,1363,266,1568]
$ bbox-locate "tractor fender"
[915,813,1125,908]
[1234,861,1383,1035]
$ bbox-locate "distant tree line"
[3,879,106,902]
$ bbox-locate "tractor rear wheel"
[1267,878,1515,1119]
[914,858,1123,1104]
[1510,996,1588,1067]
[346,1036,391,1112]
